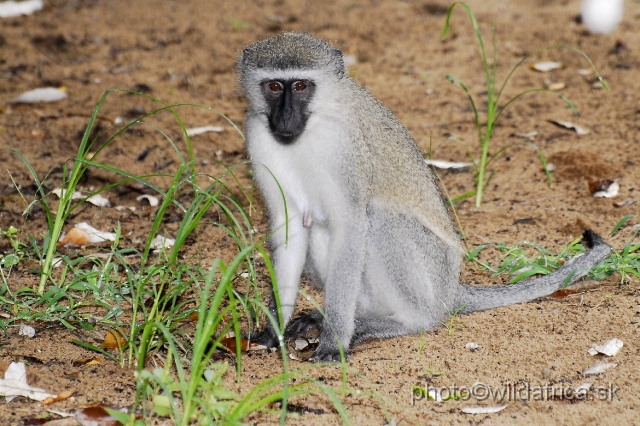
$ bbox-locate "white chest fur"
[246,113,347,224]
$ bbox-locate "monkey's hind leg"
[355,203,461,340]
[351,317,432,346]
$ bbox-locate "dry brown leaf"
[547,288,581,299]
[74,406,120,426]
[57,227,91,247]
[219,336,251,352]
[73,357,105,366]
[219,336,266,353]
[42,389,75,405]
[101,330,126,350]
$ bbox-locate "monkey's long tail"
[456,230,612,314]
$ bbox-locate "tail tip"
[583,229,605,248]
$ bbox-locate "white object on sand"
[581,0,624,34]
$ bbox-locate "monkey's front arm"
[310,210,367,361]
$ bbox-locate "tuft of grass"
[439,304,466,335]
[0,90,392,424]
[442,2,608,207]
[465,217,639,285]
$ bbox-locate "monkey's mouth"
[273,132,297,144]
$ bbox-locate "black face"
[262,79,315,144]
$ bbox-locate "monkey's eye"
[293,81,307,91]
[267,81,283,91]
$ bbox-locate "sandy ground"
[0,0,639,424]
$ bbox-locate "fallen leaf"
[73,357,105,366]
[549,120,589,135]
[589,179,619,198]
[0,0,43,18]
[74,406,121,426]
[219,336,266,353]
[42,389,75,405]
[52,188,83,200]
[52,188,111,207]
[530,61,562,72]
[514,130,538,139]
[150,235,175,251]
[101,330,126,350]
[0,362,56,402]
[86,194,111,208]
[582,362,617,375]
[58,227,91,247]
[13,87,67,103]
[18,322,35,338]
[464,342,478,350]
[186,125,224,136]
[613,198,635,208]
[461,404,509,414]
[547,288,580,298]
[75,222,117,242]
[588,338,623,357]
[424,159,472,169]
[136,194,159,207]
[546,81,566,91]
[58,223,117,246]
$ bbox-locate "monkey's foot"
[285,309,323,339]
[310,345,349,363]
[246,326,279,348]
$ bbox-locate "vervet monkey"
[238,32,612,361]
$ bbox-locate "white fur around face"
[246,109,349,227]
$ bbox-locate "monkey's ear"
[331,48,346,77]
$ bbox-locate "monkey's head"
[239,32,346,145]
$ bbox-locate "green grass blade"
[610,214,635,236]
